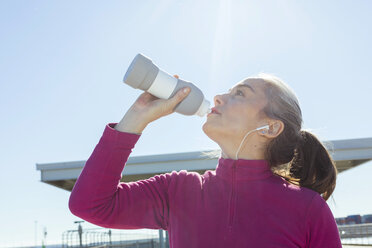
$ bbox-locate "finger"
[138,91,158,103]
[173,74,179,79]
[167,87,190,108]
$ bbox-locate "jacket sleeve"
[68,123,172,230]
[305,194,342,248]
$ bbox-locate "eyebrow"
[228,84,256,93]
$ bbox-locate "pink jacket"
[69,123,342,248]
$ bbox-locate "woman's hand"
[115,75,191,134]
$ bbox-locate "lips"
[211,107,221,115]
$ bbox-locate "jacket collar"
[215,157,273,181]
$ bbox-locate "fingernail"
[183,88,190,94]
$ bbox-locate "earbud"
[255,125,269,133]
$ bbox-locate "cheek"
[203,102,259,136]
[225,105,259,130]
[226,105,252,123]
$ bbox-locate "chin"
[202,121,219,142]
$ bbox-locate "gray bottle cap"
[123,54,159,90]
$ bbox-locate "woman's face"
[202,78,269,145]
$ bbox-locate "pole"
[165,231,169,248]
[74,221,84,248]
[108,229,112,248]
[159,230,164,248]
[34,220,38,248]
[42,226,47,248]
[78,223,82,248]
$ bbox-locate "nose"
[214,93,226,106]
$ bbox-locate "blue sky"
[0,0,371,246]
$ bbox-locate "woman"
[69,73,342,247]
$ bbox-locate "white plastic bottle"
[123,53,211,117]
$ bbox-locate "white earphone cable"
[235,125,270,160]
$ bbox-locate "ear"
[260,120,284,139]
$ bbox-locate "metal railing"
[62,227,169,248]
[62,223,372,247]
[339,223,372,245]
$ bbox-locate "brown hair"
[251,73,337,201]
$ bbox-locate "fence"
[339,223,372,245]
[62,223,372,247]
[62,228,169,248]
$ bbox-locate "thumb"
[167,87,191,108]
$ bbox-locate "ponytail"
[250,73,338,201]
[289,130,337,201]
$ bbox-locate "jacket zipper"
[228,161,236,231]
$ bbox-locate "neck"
[220,141,266,160]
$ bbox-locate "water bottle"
[123,53,211,117]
